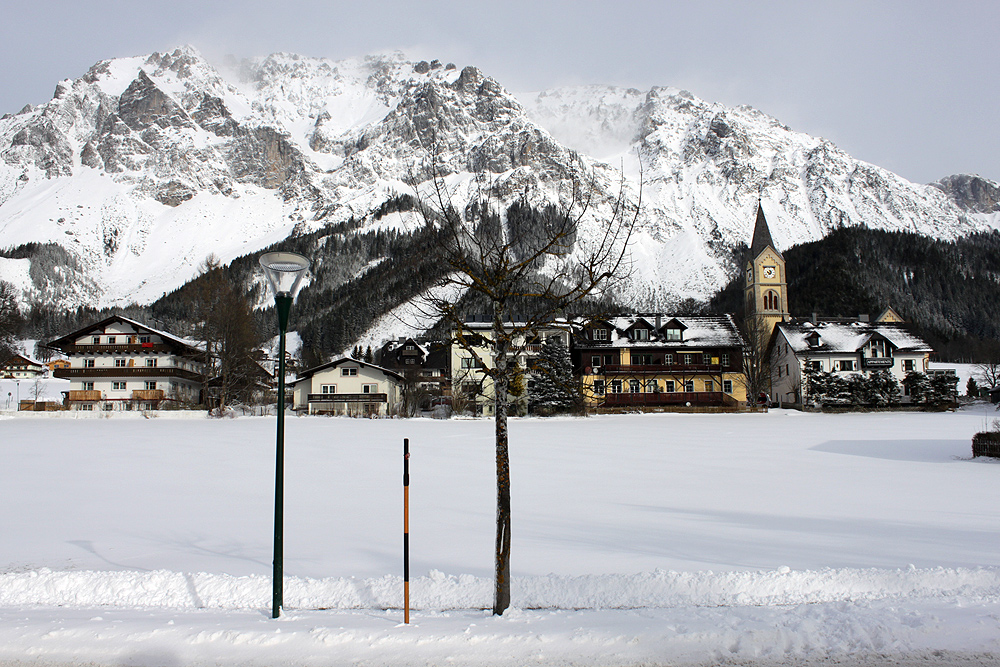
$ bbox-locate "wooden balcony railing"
[55,367,204,382]
[592,363,729,375]
[67,390,103,401]
[131,389,165,401]
[601,391,726,406]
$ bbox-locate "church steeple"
[750,202,781,261]
[744,202,789,332]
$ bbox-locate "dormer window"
[806,332,821,347]
[664,328,681,342]
[634,328,649,341]
[593,328,608,341]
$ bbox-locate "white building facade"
[292,358,403,416]
[47,316,205,411]
[770,320,933,407]
[450,320,572,416]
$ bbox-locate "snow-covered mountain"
[1,46,997,310]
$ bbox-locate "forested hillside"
[711,227,1000,361]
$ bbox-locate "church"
[743,205,935,407]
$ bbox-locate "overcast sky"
[2,0,997,185]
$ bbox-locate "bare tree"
[737,313,775,407]
[976,359,1000,390]
[191,256,263,413]
[411,161,640,614]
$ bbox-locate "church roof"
[750,204,781,260]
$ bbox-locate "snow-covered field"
[2,408,1000,666]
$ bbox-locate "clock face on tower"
[746,267,753,283]
[763,266,776,279]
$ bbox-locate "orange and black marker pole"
[403,438,410,624]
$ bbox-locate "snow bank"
[3,566,999,611]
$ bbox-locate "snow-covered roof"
[576,315,743,348]
[293,357,404,384]
[777,321,932,355]
[46,315,204,351]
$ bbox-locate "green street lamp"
[259,251,310,619]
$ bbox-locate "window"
[704,381,715,392]
[80,404,94,411]
[903,359,915,371]
[684,381,695,392]
[362,384,378,394]
[461,381,479,396]
[629,379,641,393]
[721,354,730,367]
[683,354,693,365]
[593,328,608,341]
[83,382,94,391]
[113,381,127,390]
[632,354,652,366]
[139,335,151,344]
[146,358,157,367]
[92,336,101,345]
[634,328,649,341]
[703,353,712,365]
[341,367,358,376]
[609,380,622,393]
[103,403,114,411]
[838,360,855,371]
[84,358,95,368]
[603,355,613,365]
[460,357,480,369]
[107,336,116,345]
[114,358,127,367]
[723,380,733,393]
[405,344,415,350]
[664,353,674,365]
[405,358,415,364]
[664,328,681,341]
[592,380,606,395]
[808,360,822,371]
[764,290,780,311]
[645,380,659,392]
[591,355,601,368]
[664,380,675,392]
[145,381,156,390]
[321,384,337,394]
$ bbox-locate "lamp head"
[259,252,310,298]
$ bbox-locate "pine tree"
[528,336,576,415]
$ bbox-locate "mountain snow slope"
[1,46,997,310]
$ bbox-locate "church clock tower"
[744,203,789,334]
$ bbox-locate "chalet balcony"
[601,391,728,407]
[67,390,102,402]
[592,363,727,375]
[307,393,387,403]
[55,343,178,355]
[131,389,165,401]
[55,367,204,382]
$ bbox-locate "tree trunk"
[492,306,511,615]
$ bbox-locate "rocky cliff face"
[0,46,996,312]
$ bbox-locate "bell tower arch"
[744,203,789,333]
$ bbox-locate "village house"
[574,315,747,410]
[450,318,572,416]
[1,354,45,379]
[46,316,206,410]
[769,317,934,406]
[291,358,403,416]
[376,337,451,402]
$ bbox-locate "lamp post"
[259,251,310,619]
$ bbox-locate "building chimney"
[811,312,818,324]
[859,313,870,322]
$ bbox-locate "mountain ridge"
[1,46,997,328]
